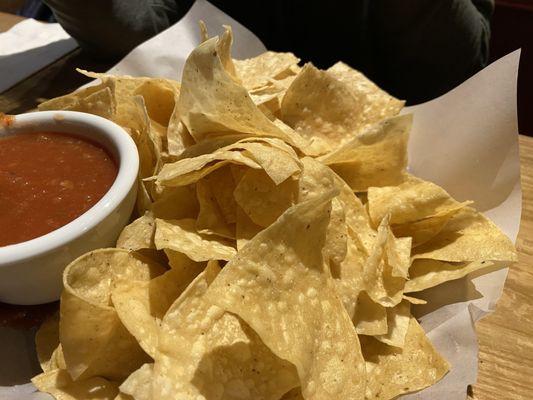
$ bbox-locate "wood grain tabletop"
[0,11,532,400]
[471,135,533,400]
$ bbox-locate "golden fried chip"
[41,87,116,120]
[363,215,411,307]
[176,134,248,160]
[38,82,116,120]
[32,369,118,400]
[374,300,411,348]
[406,259,500,293]
[361,318,449,399]
[403,294,427,305]
[49,345,67,371]
[35,312,60,373]
[196,178,235,239]
[114,394,134,400]
[234,51,300,90]
[116,213,155,251]
[203,166,238,224]
[112,264,201,358]
[281,63,365,154]
[353,292,388,336]
[236,205,263,250]
[206,192,366,399]
[319,114,411,191]
[280,388,304,400]
[178,37,310,152]
[412,207,518,263]
[119,363,153,400]
[367,175,467,226]
[61,249,164,381]
[167,117,195,157]
[324,198,349,271]
[134,80,177,127]
[153,262,298,400]
[155,150,261,187]
[154,218,236,261]
[327,61,404,124]
[151,184,199,220]
[234,169,297,227]
[393,205,468,247]
[235,140,301,185]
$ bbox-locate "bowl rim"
[0,110,139,266]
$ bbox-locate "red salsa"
[0,132,117,246]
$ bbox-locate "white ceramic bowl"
[0,111,139,305]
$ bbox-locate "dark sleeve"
[370,0,494,104]
[44,0,194,59]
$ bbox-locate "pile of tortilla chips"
[32,26,517,400]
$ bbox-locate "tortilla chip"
[60,249,164,381]
[112,265,202,358]
[196,178,235,239]
[374,300,411,348]
[154,218,236,261]
[361,317,449,399]
[281,63,365,154]
[35,312,60,373]
[319,114,411,191]
[116,213,156,251]
[38,83,116,120]
[412,207,518,263]
[32,369,119,400]
[153,263,298,399]
[403,294,427,305]
[281,388,304,399]
[363,215,411,307]
[234,169,298,227]
[198,20,209,42]
[167,117,195,157]
[235,140,301,185]
[353,292,388,336]
[178,37,310,152]
[217,25,239,80]
[114,394,134,400]
[134,79,177,127]
[406,259,501,293]
[203,166,238,224]
[151,184,199,220]
[367,175,467,226]
[155,150,261,187]
[327,61,404,125]
[235,51,300,90]
[119,363,153,400]
[206,192,366,399]
[49,345,67,371]
[236,205,263,250]
[393,205,469,247]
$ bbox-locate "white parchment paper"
[0,1,521,399]
[0,19,77,93]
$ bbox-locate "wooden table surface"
[1,11,532,400]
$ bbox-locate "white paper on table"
[0,19,77,93]
[0,1,521,399]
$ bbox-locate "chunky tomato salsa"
[0,132,117,246]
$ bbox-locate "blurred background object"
[490,0,533,136]
[0,0,532,134]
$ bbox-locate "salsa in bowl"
[0,111,139,305]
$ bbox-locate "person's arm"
[44,0,193,59]
[370,0,494,103]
